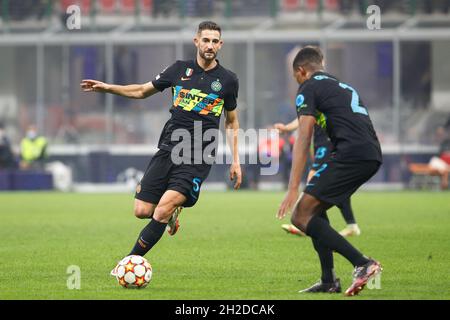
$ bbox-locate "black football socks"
[306,214,369,267]
[312,211,336,283]
[129,219,167,256]
[336,198,356,225]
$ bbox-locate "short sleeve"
[295,82,317,118]
[151,61,181,92]
[224,77,239,111]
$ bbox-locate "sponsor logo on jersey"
[296,94,305,107]
[172,85,224,116]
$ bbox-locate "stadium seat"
[120,0,136,14]
[60,0,92,13]
[440,152,450,165]
[408,163,449,190]
[61,0,73,8]
[305,0,318,11]
[80,0,92,13]
[325,0,338,11]
[141,0,152,14]
[99,0,117,14]
[282,0,301,11]
[60,0,74,13]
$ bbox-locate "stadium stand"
[0,0,449,189]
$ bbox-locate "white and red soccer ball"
[115,255,152,288]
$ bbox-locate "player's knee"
[134,208,148,219]
[290,213,310,233]
[291,201,314,232]
[134,205,153,219]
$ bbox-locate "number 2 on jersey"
[338,83,368,116]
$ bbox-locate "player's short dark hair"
[293,46,324,71]
[197,21,221,35]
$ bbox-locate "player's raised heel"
[167,207,182,236]
[299,278,342,293]
[281,224,306,236]
[344,259,382,296]
[339,224,361,237]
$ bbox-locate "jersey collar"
[194,59,220,73]
[312,70,336,80]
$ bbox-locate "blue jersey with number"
[295,71,382,162]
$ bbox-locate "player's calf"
[167,207,182,236]
[153,203,178,223]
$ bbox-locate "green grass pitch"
[0,191,449,300]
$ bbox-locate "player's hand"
[273,123,287,133]
[229,162,242,190]
[80,79,110,93]
[277,189,299,220]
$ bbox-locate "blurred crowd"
[1,0,449,22]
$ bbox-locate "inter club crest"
[211,80,222,92]
[185,68,193,77]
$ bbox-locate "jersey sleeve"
[223,76,239,111]
[295,82,317,118]
[151,61,181,92]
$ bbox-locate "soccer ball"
[115,255,152,288]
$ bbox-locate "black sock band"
[306,214,368,267]
[129,219,167,257]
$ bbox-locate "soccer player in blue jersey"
[274,119,361,237]
[277,46,382,296]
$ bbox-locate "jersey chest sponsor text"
[172,85,224,117]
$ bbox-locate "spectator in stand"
[152,0,174,18]
[19,125,48,170]
[437,115,450,162]
[0,122,16,169]
[424,0,450,14]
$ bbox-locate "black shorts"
[311,146,331,170]
[135,149,212,208]
[304,159,380,205]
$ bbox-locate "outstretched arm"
[225,109,242,190]
[273,118,299,133]
[80,79,158,99]
[277,115,316,219]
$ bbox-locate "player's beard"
[199,49,216,62]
